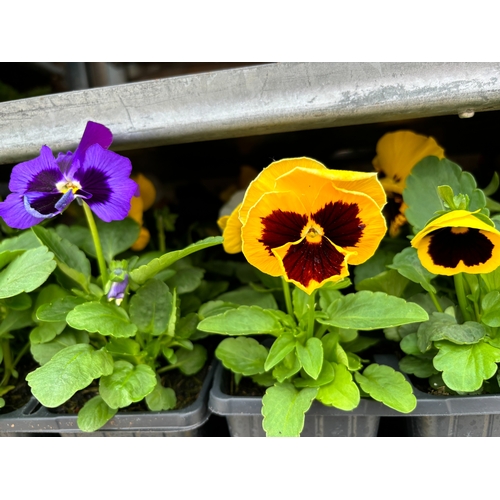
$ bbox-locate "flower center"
[301,221,324,243]
[450,227,469,235]
[56,179,82,194]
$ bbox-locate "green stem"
[12,342,30,368]
[0,340,13,387]
[156,210,166,253]
[157,363,180,374]
[429,291,443,313]
[82,201,108,285]
[454,273,473,322]
[314,323,328,339]
[281,278,293,317]
[307,290,317,339]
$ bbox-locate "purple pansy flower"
[0,121,138,230]
[107,275,129,306]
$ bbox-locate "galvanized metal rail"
[1,62,500,165]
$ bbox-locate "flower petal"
[72,121,113,166]
[218,204,243,254]
[131,227,151,251]
[25,191,68,217]
[239,157,326,225]
[373,131,445,194]
[411,210,500,275]
[133,173,156,211]
[9,146,62,194]
[75,144,138,222]
[0,193,47,229]
[272,237,351,294]
[242,191,309,277]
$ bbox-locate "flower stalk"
[454,273,473,322]
[82,201,108,285]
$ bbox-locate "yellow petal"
[219,204,243,254]
[128,195,144,225]
[373,131,445,194]
[131,227,151,251]
[239,157,327,225]
[134,173,156,211]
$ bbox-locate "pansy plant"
[359,149,500,395]
[0,122,223,431]
[201,157,429,437]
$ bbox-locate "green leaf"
[0,308,34,336]
[294,361,335,388]
[273,351,302,382]
[0,231,40,251]
[353,247,397,284]
[0,246,56,299]
[482,291,500,327]
[100,360,157,409]
[355,269,410,297]
[129,279,173,335]
[77,396,117,432]
[55,224,90,249]
[399,354,438,378]
[82,218,140,263]
[262,383,318,437]
[67,302,137,338]
[215,337,268,376]
[400,333,421,355]
[265,334,297,371]
[0,292,32,311]
[389,247,437,294]
[130,236,223,285]
[292,287,310,320]
[341,335,379,353]
[417,313,485,352]
[26,345,113,406]
[166,266,205,294]
[197,305,282,335]
[296,337,323,379]
[146,381,176,411]
[36,296,86,322]
[318,287,342,312]
[29,321,66,344]
[176,344,207,375]
[480,268,500,293]
[30,330,89,365]
[31,226,90,290]
[0,250,24,271]
[316,362,360,411]
[217,286,278,310]
[354,364,416,413]
[434,340,500,392]
[320,291,429,330]
[404,157,487,231]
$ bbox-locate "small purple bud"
[107,275,129,306]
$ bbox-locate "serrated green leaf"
[30,330,89,365]
[354,364,416,413]
[353,247,398,284]
[29,321,66,344]
[0,231,40,251]
[0,308,34,336]
[404,157,487,232]
[480,267,500,293]
[82,218,140,263]
[417,313,485,352]
[176,344,207,375]
[215,337,268,376]
[31,226,90,291]
[26,345,113,406]
[0,292,32,311]
[320,291,429,330]
[341,335,380,353]
[482,291,500,327]
[67,302,137,338]
[36,296,86,322]
[197,305,282,335]
[389,247,437,293]
[355,269,410,297]
[296,337,323,380]
[400,333,421,355]
[262,383,318,437]
[100,360,157,409]
[0,250,24,271]
[316,362,360,411]
[166,266,205,294]
[217,286,278,310]
[77,396,117,432]
[146,382,176,411]
[273,350,302,382]
[434,340,500,392]
[399,354,438,378]
[265,334,297,371]
[129,279,173,335]
[0,246,56,299]
[294,361,335,388]
[292,287,310,321]
[130,236,223,285]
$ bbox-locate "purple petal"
[25,191,65,216]
[0,193,46,229]
[9,146,62,194]
[72,121,113,166]
[75,144,138,222]
[55,151,74,175]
